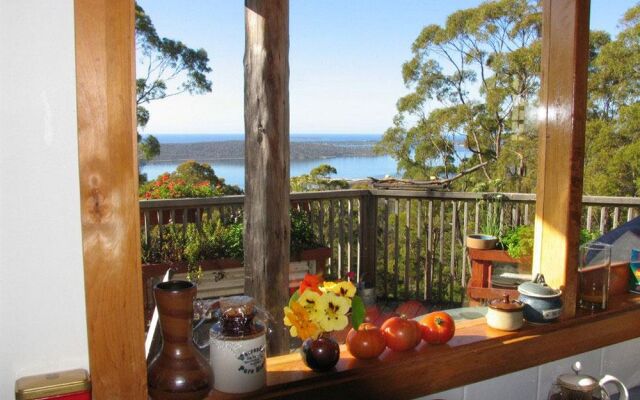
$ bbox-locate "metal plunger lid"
[556,362,599,393]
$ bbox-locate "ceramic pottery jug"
[148,280,212,400]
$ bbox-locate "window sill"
[207,294,640,400]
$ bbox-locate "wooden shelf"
[207,294,640,400]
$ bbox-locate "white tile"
[413,387,464,400]
[464,367,538,400]
[602,337,640,395]
[536,349,603,400]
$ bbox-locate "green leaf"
[288,290,300,308]
[350,295,366,331]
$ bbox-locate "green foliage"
[141,210,323,266]
[583,6,640,197]
[480,193,505,238]
[139,134,160,161]
[139,173,216,199]
[134,3,212,163]
[500,225,600,260]
[173,160,242,195]
[376,0,541,193]
[501,225,534,259]
[291,164,350,192]
[379,2,640,196]
[580,228,600,245]
[135,3,212,125]
[139,161,242,199]
[309,164,337,179]
[290,210,323,256]
[350,295,366,330]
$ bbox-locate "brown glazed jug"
[148,280,212,400]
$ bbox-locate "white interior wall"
[0,0,88,397]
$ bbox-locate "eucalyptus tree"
[584,4,640,196]
[135,3,213,163]
[376,0,541,192]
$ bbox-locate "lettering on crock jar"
[237,345,266,374]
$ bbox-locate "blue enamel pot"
[517,274,563,323]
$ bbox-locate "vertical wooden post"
[74,0,147,397]
[244,0,290,355]
[533,0,590,318]
[359,193,378,290]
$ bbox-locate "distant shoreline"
[146,140,380,164]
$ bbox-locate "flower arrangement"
[283,273,366,341]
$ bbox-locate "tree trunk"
[244,0,290,355]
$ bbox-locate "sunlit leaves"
[379,0,541,192]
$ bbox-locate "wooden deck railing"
[139,190,640,305]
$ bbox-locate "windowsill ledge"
[207,294,640,400]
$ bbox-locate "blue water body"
[140,133,399,188]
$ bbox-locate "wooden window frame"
[74,0,633,398]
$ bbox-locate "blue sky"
[137,0,632,135]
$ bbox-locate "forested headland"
[146,140,378,163]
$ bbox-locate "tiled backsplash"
[416,337,640,400]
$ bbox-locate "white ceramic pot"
[486,294,524,331]
[209,328,266,394]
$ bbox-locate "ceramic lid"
[517,274,562,298]
[489,294,524,312]
[556,362,599,392]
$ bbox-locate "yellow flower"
[297,289,323,323]
[322,280,356,298]
[317,291,350,332]
[283,302,321,340]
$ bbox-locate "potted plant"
[140,210,332,325]
[466,195,503,250]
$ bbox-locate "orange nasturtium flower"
[299,273,323,295]
[283,301,321,340]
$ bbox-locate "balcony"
[140,189,640,306]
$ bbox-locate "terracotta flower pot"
[466,234,498,250]
[147,280,212,400]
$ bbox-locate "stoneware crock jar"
[517,274,563,323]
[486,294,524,331]
[148,280,212,400]
[209,296,266,394]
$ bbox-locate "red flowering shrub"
[140,173,220,199]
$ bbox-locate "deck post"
[533,0,591,318]
[74,0,147,397]
[359,193,378,291]
[244,0,290,355]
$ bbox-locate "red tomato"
[346,323,386,360]
[364,305,381,324]
[409,319,423,347]
[381,316,422,351]
[374,311,399,327]
[419,311,455,345]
